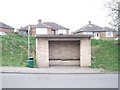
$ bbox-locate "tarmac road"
[2,73,118,88]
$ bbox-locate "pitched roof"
[43,22,69,30]
[103,27,116,32]
[75,24,103,33]
[19,20,69,31]
[19,25,34,31]
[32,22,51,28]
[0,22,14,29]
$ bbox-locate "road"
[2,73,118,88]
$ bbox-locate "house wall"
[0,28,14,33]
[31,28,36,36]
[47,28,52,34]
[66,30,69,34]
[77,31,116,40]
[49,41,80,60]
[31,28,52,36]
[100,32,116,40]
[36,28,48,34]
[56,30,58,34]
[32,28,68,36]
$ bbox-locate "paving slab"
[0,66,118,74]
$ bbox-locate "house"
[19,25,34,34]
[19,19,69,35]
[0,22,14,34]
[36,34,92,67]
[73,21,117,40]
[43,22,69,35]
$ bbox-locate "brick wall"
[100,32,116,40]
[0,28,14,33]
[31,28,36,36]
[47,28,51,34]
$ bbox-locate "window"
[21,31,27,34]
[94,32,99,37]
[58,29,66,34]
[93,32,100,39]
[36,28,47,34]
[51,30,56,35]
[83,32,93,34]
[106,32,113,37]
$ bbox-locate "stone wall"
[36,38,49,67]
[80,38,91,67]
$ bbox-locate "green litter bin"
[28,57,34,68]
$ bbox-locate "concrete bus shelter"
[36,35,92,68]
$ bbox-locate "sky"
[0,0,110,32]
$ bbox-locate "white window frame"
[94,32,99,37]
[94,32,100,39]
[106,32,113,37]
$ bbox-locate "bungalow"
[73,21,117,40]
[0,22,14,34]
[19,19,69,36]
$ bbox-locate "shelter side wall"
[36,38,49,67]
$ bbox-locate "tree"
[105,0,120,31]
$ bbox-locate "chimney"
[38,19,42,24]
[89,21,91,24]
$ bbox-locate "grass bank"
[0,35,119,71]
[0,35,37,67]
[91,39,119,71]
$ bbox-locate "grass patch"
[0,35,37,67]
[91,39,119,71]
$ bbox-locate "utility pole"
[28,26,31,59]
[28,26,34,68]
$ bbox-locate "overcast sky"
[0,0,110,32]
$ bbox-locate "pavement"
[0,66,118,74]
